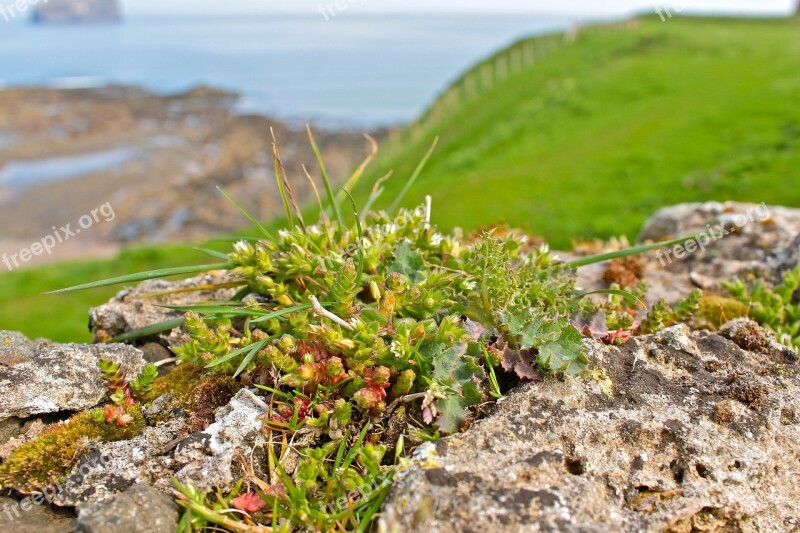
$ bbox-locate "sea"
[0,13,577,128]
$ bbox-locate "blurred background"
[0,0,798,341]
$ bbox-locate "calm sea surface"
[0,13,575,127]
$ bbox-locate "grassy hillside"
[3,14,799,342]
[358,15,800,247]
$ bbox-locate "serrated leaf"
[431,341,486,434]
[389,240,425,284]
[500,345,541,381]
[500,308,561,350]
[435,395,470,435]
[537,325,586,375]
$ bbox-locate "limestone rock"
[76,485,178,533]
[574,202,800,305]
[0,495,76,532]
[89,271,236,345]
[639,202,800,302]
[53,388,269,506]
[380,326,800,532]
[0,331,145,422]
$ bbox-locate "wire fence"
[381,18,639,158]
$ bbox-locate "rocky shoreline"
[1,202,799,531]
[0,85,379,268]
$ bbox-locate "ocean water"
[0,13,574,128]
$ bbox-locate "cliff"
[31,0,122,24]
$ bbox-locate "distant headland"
[31,0,122,24]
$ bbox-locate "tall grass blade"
[307,125,344,226]
[566,235,699,268]
[302,164,330,226]
[335,134,378,203]
[105,318,185,343]
[271,130,295,228]
[192,247,231,260]
[388,137,439,213]
[361,171,392,221]
[272,128,305,231]
[341,188,364,289]
[216,186,276,242]
[46,263,232,294]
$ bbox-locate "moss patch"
[697,295,750,329]
[0,405,144,492]
[143,364,240,430]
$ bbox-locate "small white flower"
[233,240,253,255]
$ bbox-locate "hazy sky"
[128,1,795,16]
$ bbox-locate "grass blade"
[307,125,344,226]
[566,235,700,269]
[216,186,276,242]
[192,247,231,260]
[341,188,364,289]
[388,137,438,213]
[105,318,185,343]
[46,263,233,294]
[361,171,392,221]
[272,128,303,230]
[249,302,332,324]
[335,133,378,204]
[160,304,266,317]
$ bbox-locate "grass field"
[2,14,798,342]
[357,15,800,245]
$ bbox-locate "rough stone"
[380,326,800,532]
[572,202,800,305]
[76,484,178,533]
[0,495,76,533]
[639,202,800,302]
[89,271,237,345]
[0,331,145,422]
[53,388,269,506]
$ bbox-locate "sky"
[128,0,796,16]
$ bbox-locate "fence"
[381,18,639,159]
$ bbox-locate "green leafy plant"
[639,289,703,335]
[52,137,702,532]
[724,267,800,350]
[95,359,159,427]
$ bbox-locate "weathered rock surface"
[89,271,236,345]
[575,201,800,305]
[0,331,145,422]
[380,325,800,532]
[639,202,800,301]
[76,485,178,533]
[53,388,268,506]
[0,495,76,532]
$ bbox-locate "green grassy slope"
[358,15,800,248]
[3,14,799,342]
[0,245,219,343]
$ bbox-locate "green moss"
[143,364,240,426]
[0,405,144,492]
[698,295,750,329]
[145,363,207,405]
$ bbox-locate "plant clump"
[723,267,800,351]
[161,198,703,531]
[41,136,709,532]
